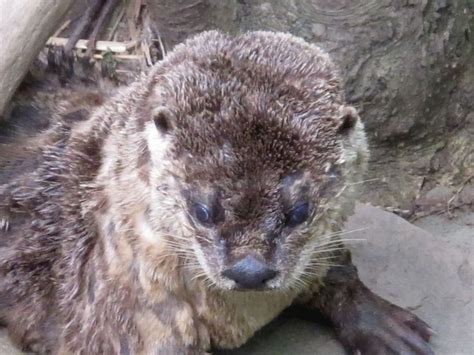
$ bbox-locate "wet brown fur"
[0,31,432,355]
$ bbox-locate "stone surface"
[150,0,473,142]
[0,0,73,117]
[413,208,474,250]
[348,204,473,355]
[147,0,474,209]
[0,205,472,354]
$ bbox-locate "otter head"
[137,31,368,292]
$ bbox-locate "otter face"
[139,31,368,292]
[144,106,365,292]
[179,169,338,291]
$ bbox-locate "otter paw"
[338,293,435,355]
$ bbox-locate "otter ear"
[152,106,175,135]
[337,106,359,135]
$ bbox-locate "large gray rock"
[150,0,473,141]
[348,204,474,354]
[148,0,474,208]
[0,0,73,117]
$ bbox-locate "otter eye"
[285,202,310,227]
[193,203,211,225]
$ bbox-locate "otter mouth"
[229,283,279,292]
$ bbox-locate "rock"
[416,185,455,211]
[347,204,474,355]
[149,0,472,142]
[413,208,474,250]
[147,0,474,209]
[459,183,474,205]
[425,186,454,202]
[147,0,239,53]
[0,0,73,117]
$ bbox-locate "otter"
[0,31,433,354]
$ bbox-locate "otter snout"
[222,255,277,289]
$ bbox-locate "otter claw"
[337,289,435,354]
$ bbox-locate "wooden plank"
[91,53,142,60]
[46,37,136,53]
[52,19,71,38]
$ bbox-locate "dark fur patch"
[119,334,130,355]
[136,146,151,183]
[1,104,50,142]
[95,192,110,214]
[114,159,124,178]
[87,272,96,303]
[107,221,116,236]
[152,298,180,325]
[137,146,151,168]
[62,108,89,123]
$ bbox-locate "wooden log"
[0,0,73,118]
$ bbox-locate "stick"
[52,19,71,38]
[107,5,126,41]
[86,0,120,57]
[64,0,104,54]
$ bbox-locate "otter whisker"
[168,233,212,244]
[190,270,208,279]
[290,276,308,292]
[164,239,196,248]
[299,272,324,282]
[152,253,187,260]
[309,255,344,262]
[347,177,381,186]
[311,247,349,255]
[164,241,194,250]
[164,247,193,255]
[317,227,368,240]
[182,260,203,267]
[306,262,343,268]
[313,238,366,249]
[184,266,203,273]
[164,239,193,246]
[190,272,208,282]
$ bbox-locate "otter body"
[0,32,433,354]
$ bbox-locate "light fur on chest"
[194,286,297,349]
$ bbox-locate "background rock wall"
[149,0,474,212]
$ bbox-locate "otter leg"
[298,251,434,355]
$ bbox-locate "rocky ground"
[1,204,472,355]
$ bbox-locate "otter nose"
[222,255,277,289]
